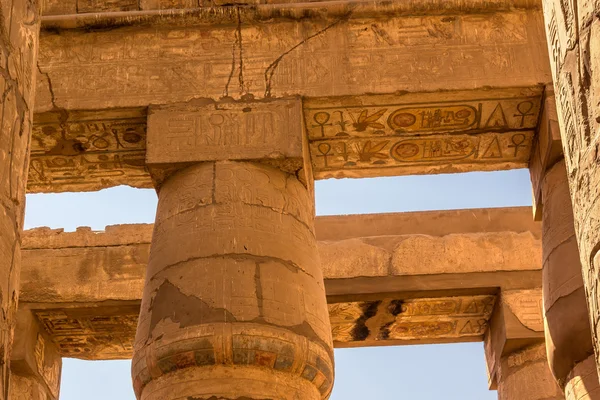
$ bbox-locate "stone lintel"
[34,10,550,114]
[529,87,563,221]
[40,0,543,19]
[306,87,543,179]
[29,87,547,193]
[19,208,541,359]
[484,289,545,390]
[10,310,61,400]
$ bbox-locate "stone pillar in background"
[484,290,563,399]
[0,2,40,399]
[540,0,600,377]
[131,99,334,399]
[543,159,600,398]
[9,309,61,400]
[497,343,564,400]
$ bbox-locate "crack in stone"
[263,14,350,98]
[149,252,321,284]
[155,200,315,239]
[223,6,245,97]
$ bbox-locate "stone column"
[497,343,564,400]
[543,159,600,398]
[484,290,563,399]
[0,2,40,399]
[9,309,61,400]
[132,99,334,399]
[540,0,600,377]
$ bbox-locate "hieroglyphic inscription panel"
[31,296,496,358]
[33,306,139,360]
[29,109,150,193]
[306,87,543,178]
[147,99,303,165]
[330,295,496,346]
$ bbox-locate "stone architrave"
[540,0,600,378]
[0,2,41,400]
[132,98,334,399]
[10,309,61,400]
[542,159,600,398]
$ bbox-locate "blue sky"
[24,168,533,399]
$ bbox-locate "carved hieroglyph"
[330,295,495,345]
[29,109,149,193]
[28,88,546,193]
[30,296,496,359]
[34,307,139,360]
[541,0,600,376]
[306,87,543,178]
[0,2,40,400]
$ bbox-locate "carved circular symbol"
[123,129,142,143]
[391,142,419,159]
[390,112,416,128]
[455,109,471,119]
[209,114,225,125]
[91,137,109,149]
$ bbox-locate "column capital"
[146,97,312,188]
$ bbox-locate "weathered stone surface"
[28,87,548,193]
[132,162,333,400]
[21,208,541,304]
[542,160,597,392]
[541,0,600,378]
[330,295,495,347]
[315,206,541,240]
[484,290,546,391]
[29,108,149,193]
[565,355,600,400]
[0,2,41,400]
[33,306,139,360]
[147,98,304,166]
[39,0,544,15]
[10,310,61,400]
[529,88,563,220]
[19,207,542,359]
[34,6,550,113]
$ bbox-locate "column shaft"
[0,2,40,399]
[542,160,600,398]
[540,0,600,378]
[497,344,564,400]
[132,161,334,400]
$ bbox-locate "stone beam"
[28,86,546,193]
[33,4,550,114]
[18,207,541,358]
